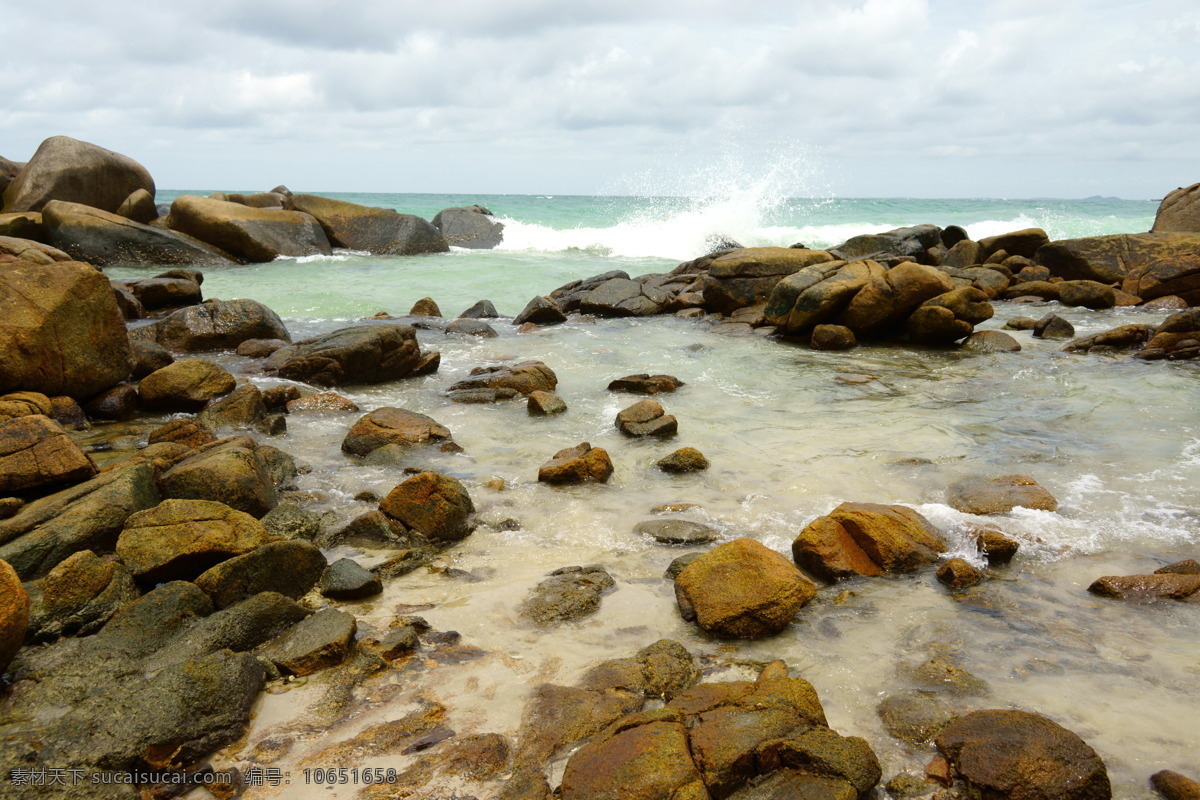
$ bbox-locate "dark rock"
[459,299,500,318]
[116,187,157,223]
[577,277,669,317]
[961,330,1021,352]
[616,398,678,437]
[122,276,203,310]
[538,442,614,484]
[288,194,449,255]
[193,540,327,608]
[42,200,237,268]
[320,558,383,600]
[513,296,568,325]
[878,692,960,746]
[153,298,291,352]
[1156,559,1200,575]
[261,503,323,541]
[978,228,1048,260]
[342,407,453,457]
[527,390,567,415]
[28,550,139,641]
[1151,770,1200,800]
[946,475,1057,514]
[0,415,97,494]
[1153,183,1200,233]
[81,383,139,420]
[832,224,942,262]
[263,385,302,411]
[1063,324,1154,354]
[450,360,557,396]
[519,565,616,626]
[258,607,357,676]
[158,438,279,517]
[607,374,685,394]
[409,296,442,317]
[379,471,475,545]
[197,383,268,429]
[268,324,428,387]
[130,340,175,379]
[937,558,984,590]
[935,710,1110,800]
[657,447,709,473]
[792,502,947,581]
[236,337,289,357]
[634,519,718,545]
[665,552,702,580]
[2,135,154,214]
[1033,313,1076,340]
[703,247,838,314]
[811,324,858,350]
[167,194,331,262]
[942,238,982,268]
[432,205,504,249]
[446,318,498,337]
[972,526,1020,565]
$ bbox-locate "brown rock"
[972,525,1020,565]
[1156,559,1200,575]
[946,475,1057,515]
[166,194,331,262]
[1123,254,1200,305]
[262,385,302,411]
[1033,313,1076,340]
[286,392,360,414]
[450,360,557,396]
[153,298,291,352]
[138,359,236,411]
[258,607,356,676]
[29,549,140,640]
[1152,183,1200,233]
[607,374,685,394]
[1035,232,1200,284]
[962,330,1022,352]
[838,262,955,334]
[379,471,475,544]
[560,720,707,800]
[527,390,567,415]
[194,540,327,608]
[286,194,448,255]
[1058,280,1116,309]
[657,447,709,473]
[235,338,289,358]
[158,439,279,517]
[936,558,984,590]
[1143,295,1190,311]
[878,693,960,746]
[1151,770,1200,800]
[935,710,1111,800]
[2,135,154,214]
[116,187,157,224]
[409,297,442,317]
[1087,573,1200,601]
[979,228,1049,260]
[538,442,614,484]
[148,419,217,449]
[0,415,96,494]
[0,391,53,423]
[0,235,71,265]
[0,557,29,674]
[513,296,567,326]
[675,537,816,638]
[792,502,946,582]
[341,407,453,457]
[616,398,678,437]
[810,324,857,350]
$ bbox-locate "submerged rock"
[634,518,718,545]
[450,360,558,397]
[946,474,1057,515]
[1087,573,1200,601]
[877,692,960,746]
[519,565,616,626]
[1151,770,1200,800]
[792,502,947,582]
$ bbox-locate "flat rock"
[1087,573,1200,601]
[268,324,428,386]
[634,518,718,545]
[446,318,498,337]
[0,414,96,494]
[258,607,357,676]
[946,474,1057,515]
[450,360,557,396]
[877,692,960,746]
[286,391,360,413]
[519,565,616,626]
[342,407,453,457]
[167,194,331,262]
[607,373,684,394]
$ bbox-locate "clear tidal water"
[109,192,1197,798]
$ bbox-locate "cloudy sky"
[2,0,1197,198]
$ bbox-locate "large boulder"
[701,248,836,314]
[287,193,449,255]
[150,297,291,352]
[935,710,1111,800]
[1139,308,1200,360]
[907,286,994,345]
[0,235,70,264]
[1152,183,1200,233]
[41,200,238,267]
[137,358,236,411]
[166,194,331,262]
[1,135,155,214]
[0,415,96,494]
[978,228,1049,260]
[577,277,671,317]
[838,262,955,335]
[0,558,29,674]
[1122,254,1200,305]
[27,550,140,641]
[792,502,947,582]
[764,260,882,334]
[257,607,356,676]
[341,407,454,457]
[0,260,132,398]
[158,438,279,517]
[121,275,204,311]
[379,471,475,545]
[831,224,942,262]
[193,540,327,608]
[432,205,504,249]
[675,538,816,638]
[560,720,707,800]
[0,156,23,199]
[1035,233,1200,283]
[267,324,428,386]
[116,498,277,584]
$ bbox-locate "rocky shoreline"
[1,136,1199,799]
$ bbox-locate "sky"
[1,0,1198,198]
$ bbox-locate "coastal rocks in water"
[1087,573,1200,601]
[616,398,678,437]
[513,296,568,325]
[236,337,289,357]
[137,358,236,411]
[946,475,1058,515]
[634,518,718,545]
[538,442,614,484]
[0,558,29,673]
[287,391,360,413]
[1057,280,1117,310]
[449,361,557,400]
[379,471,475,545]
[906,286,995,345]
[41,200,237,267]
[934,710,1111,800]
[1034,232,1200,284]
[268,324,428,386]
[341,407,454,457]
[158,438,280,517]
[763,260,882,334]
[27,550,139,641]
[116,498,277,584]
[116,187,157,223]
[877,692,960,746]
[961,330,1022,352]
[152,297,291,352]
[445,318,498,337]
[832,223,943,263]
[288,193,449,255]
[1153,182,1200,233]
[974,526,1021,565]
[409,297,441,317]
[193,540,326,608]
[130,340,174,378]
[1002,280,1061,302]
[1033,313,1076,340]
[576,276,671,317]
[792,502,947,582]
[838,262,956,335]
[0,260,132,399]
[121,274,203,312]
[166,194,331,262]
[0,415,97,494]
[560,717,705,800]
[459,299,500,319]
[519,565,616,626]
[657,447,709,473]
[700,247,836,314]
[432,205,504,249]
[811,324,858,350]
[675,537,816,638]
[196,383,269,430]
[1122,254,1200,305]
[979,228,1049,260]
[607,373,685,394]
[936,558,984,590]
[320,557,382,600]
[1063,324,1154,354]
[261,503,323,541]
[258,607,357,676]
[2,135,155,214]
[149,418,217,448]
[1151,770,1200,800]
[527,390,567,415]
[1138,308,1200,361]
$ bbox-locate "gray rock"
[961,330,1022,352]
[320,558,383,600]
[193,540,328,608]
[432,205,504,249]
[153,298,291,352]
[634,519,718,545]
[267,324,429,387]
[446,318,498,337]
[257,607,357,676]
[261,503,323,541]
[459,299,500,318]
[519,566,616,626]
[1033,313,1075,339]
[513,296,566,325]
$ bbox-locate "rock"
[116,187,157,223]
[538,442,614,484]
[320,558,383,600]
[166,194,332,262]
[268,324,427,386]
[258,607,357,676]
[560,720,707,800]
[1057,280,1116,309]
[432,205,505,248]
[513,296,568,325]
[0,391,52,423]
[149,418,217,448]
[520,565,616,626]
[122,276,203,311]
[285,391,359,414]
[81,383,138,420]
[810,324,858,350]
[1157,559,1200,575]
[260,503,323,542]
[942,238,983,268]
[753,727,881,797]
[189,539,325,609]
[675,537,816,638]
[577,277,670,317]
[1139,308,1200,359]
[450,360,557,396]
[0,157,23,200]
[1005,316,1038,331]
[460,299,500,318]
[130,340,174,379]
[379,471,475,544]
[1035,232,1200,284]
[946,475,1057,515]
[616,398,678,437]
[1151,770,1200,800]
[0,557,29,673]
[608,374,685,394]
[0,462,161,579]
[47,396,87,431]
[1016,264,1052,283]
[703,247,837,314]
[0,235,71,265]
[158,439,279,517]
[0,260,132,399]
[978,228,1049,260]
[409,296,442,317]
[0,415,96,494]
[341,407,453,457]
[962,330,1022,352]
[28,550,139,641]
[1153,182,1200,233]
[973,526,1020,565]
[1087,573,1200,601]
[287,194,449,255]
[1002,280,1061,302]
[138,359,236,411]
[2,135,155,214]
[0,212,43,243]
[1122,254,1200,305]
[322,509,413,549]
[445,318,498,337]
[1063,324,1154,354]
[527,390,567,415]
[935,710,1110,800]
[878,693,960,746]
[838,262,956,335]
[197,382,268,429]
[657,447,709,473]
[831,224,942,261]
[634,519,718,545]
[792,502,947,582]
[153,297,291,352]
[236,337,289,357]
[1033,313,1076,339]
[41,200,237,267]
[937,558,984,590]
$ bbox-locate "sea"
[106,192,1196,798]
